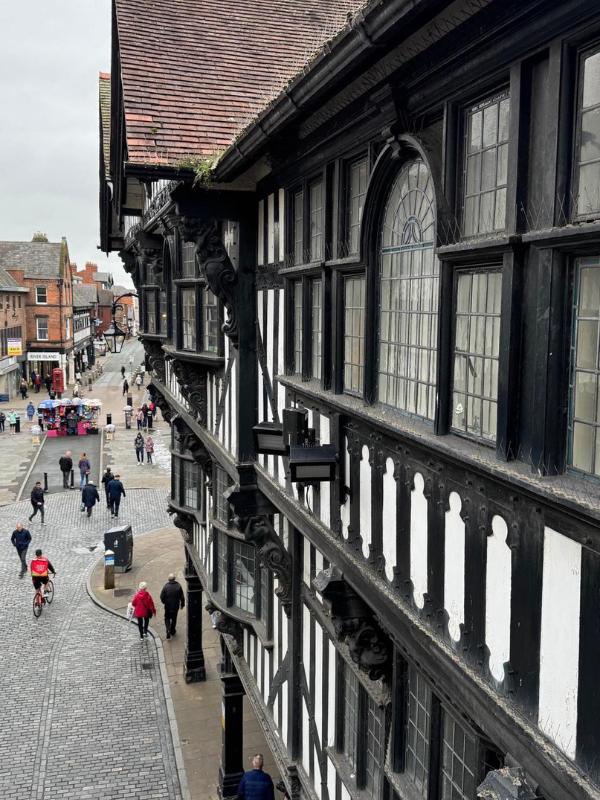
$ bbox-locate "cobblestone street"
[0,479,185,798]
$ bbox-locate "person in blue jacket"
[237,754,275,800]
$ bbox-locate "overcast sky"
[0,0,132,287]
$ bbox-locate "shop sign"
[7,338,22,356]
[27,351,60,362]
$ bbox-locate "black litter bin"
[104,525,133,573]
[126,394,133,407]
[14,415,20,434]
[106,412,112,426]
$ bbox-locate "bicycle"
[33,579,55,618]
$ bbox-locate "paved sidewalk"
[0,488,184,800]
[90,527,281,800]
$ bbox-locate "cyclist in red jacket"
[30,548,56,594]
[131,581,156,640]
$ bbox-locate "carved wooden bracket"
[142,339,166,384]
[225,485,293,617]
[205,602,244,654]
[167,504,194,543]
[118,248,137,276]
[313,566,392,681]
[147,384,175,424]
[171,359,207,424]
[477,767,541,799]
[196,221,239,346]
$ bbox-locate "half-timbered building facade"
[101,1,600,798]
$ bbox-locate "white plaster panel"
[302,699,310,775]
[341,784,351,800]
[264,649,271,705]
[341,436,350,539]
[382,457,397,582]
[313,746,322,796]
[314,622,323,741]
[410,472,428,609]
[485,515,512,682]
[304,540,312,587]
[282,679,288,745]
[319,414,331,527]
[257,640,263,694]
[230,355,237,458]
[360,445,372,559]
[249,633,255,677]
[444,491,465,642]
[257,200,264,266]
[327,641,336,747]
[244,628,249,663]
[327,758,336,800]
[278,188,285,260]
[303,605,311,671]
[538,526,581,759]
[267,193,275,264]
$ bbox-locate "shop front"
[0,355,24,401]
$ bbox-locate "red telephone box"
[52,368,64,395]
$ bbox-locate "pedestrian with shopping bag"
[131,582,156,640]
[11,522,32,578]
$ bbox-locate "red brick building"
[0,268,28,399]
[0,237,75,385]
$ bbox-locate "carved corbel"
[205,603,244,654]
[148,384,175,424]
[139,246,163,284]
[196,221,239,346]
[167,504,194,544]
[142,339,166,384]
[118,248,138,276]
[313,566,391,681]
[171,359,207,424]
[225,485,293,616]
[477,767,541,799]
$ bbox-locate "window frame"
[36,316,49,341]
[343,155,369,258]
[342,271,367,397]
[572,42,600,222]
[179,285,199,351]
[286,171,326,267]
[35,286,47,305]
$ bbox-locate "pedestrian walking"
[26,401,35,422]
[75,371,82,385]
[78,452,91,488]
[131,581,156,640]
[101,467,114,508]
[134,432,145,464]
[159,574,184,639]
[122,378,129,397]
[120,365,126,379]
[237,755,275,800]
[44,374,52,394]
[81,481,100,518]
[141,402,149,429]
[19,379,28,399]
[145,435,155,464]
[136,408,144,430]
[34,374,41,393]
[59,450,73,488]
[107,474,126,518]
[72,382,80,398]
[8,410,17,434]
[135,373,142,391]
[0,411,5,433]
[29,482,45,525]
[128,355,134,368]
[11,522,32,578]
[149,399,157,419]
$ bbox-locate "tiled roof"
[99,73,111,180]
[73,284,98,307]
[98,288,115,306]
[115,0,367,167]
[0,241,64,279]
[0,267,29,291]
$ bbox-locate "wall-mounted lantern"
[289,444,337,483]
[252,421,287,455]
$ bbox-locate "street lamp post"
[103,292,138,354]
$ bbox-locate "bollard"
[104,549,115,590]
[43,472,48,492]
[107,412,112,426]
[70,469,74,489]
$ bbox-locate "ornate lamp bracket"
[313,566,392,681]
[225,485,293,617]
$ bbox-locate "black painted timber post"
[184,550,206,682]
[218,644,245,798]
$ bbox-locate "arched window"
[379,159,439,420]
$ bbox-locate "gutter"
[213,0,432,182]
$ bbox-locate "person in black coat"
[159,574,185,639]
[107,475,126,518]
[11,522,32,577]
[29,482,45,524]
[81,481,100,518]
[101,467,114,509]
[59,450,73,489]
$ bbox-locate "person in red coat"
[131,581,156,640]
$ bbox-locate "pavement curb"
[85,556,192,800]
[16,431,48,502]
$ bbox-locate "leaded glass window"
[182,460,199,509]
[182,242,197,277]
[576,50,600,217]
[310,180,324,262]
[204,289,219,353]
[233,540,256,612]
[440,711,477,800]
[214,465,232,524]
[294,280,303,375]
[158,291,167,334]
[343,664,360,771]
[294,190,304,265]
[405,665,431,797]
[311,279,322,380]
[217,532,229,596]
[451,270,502,443]
[347,158,368,255]
[379,159,438,419]
[181,288,196,350]
[569,257,600,475]
[365,697,384,799]
[145,289,156,334]
[344,275,365,395]
[463,92,510,236]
